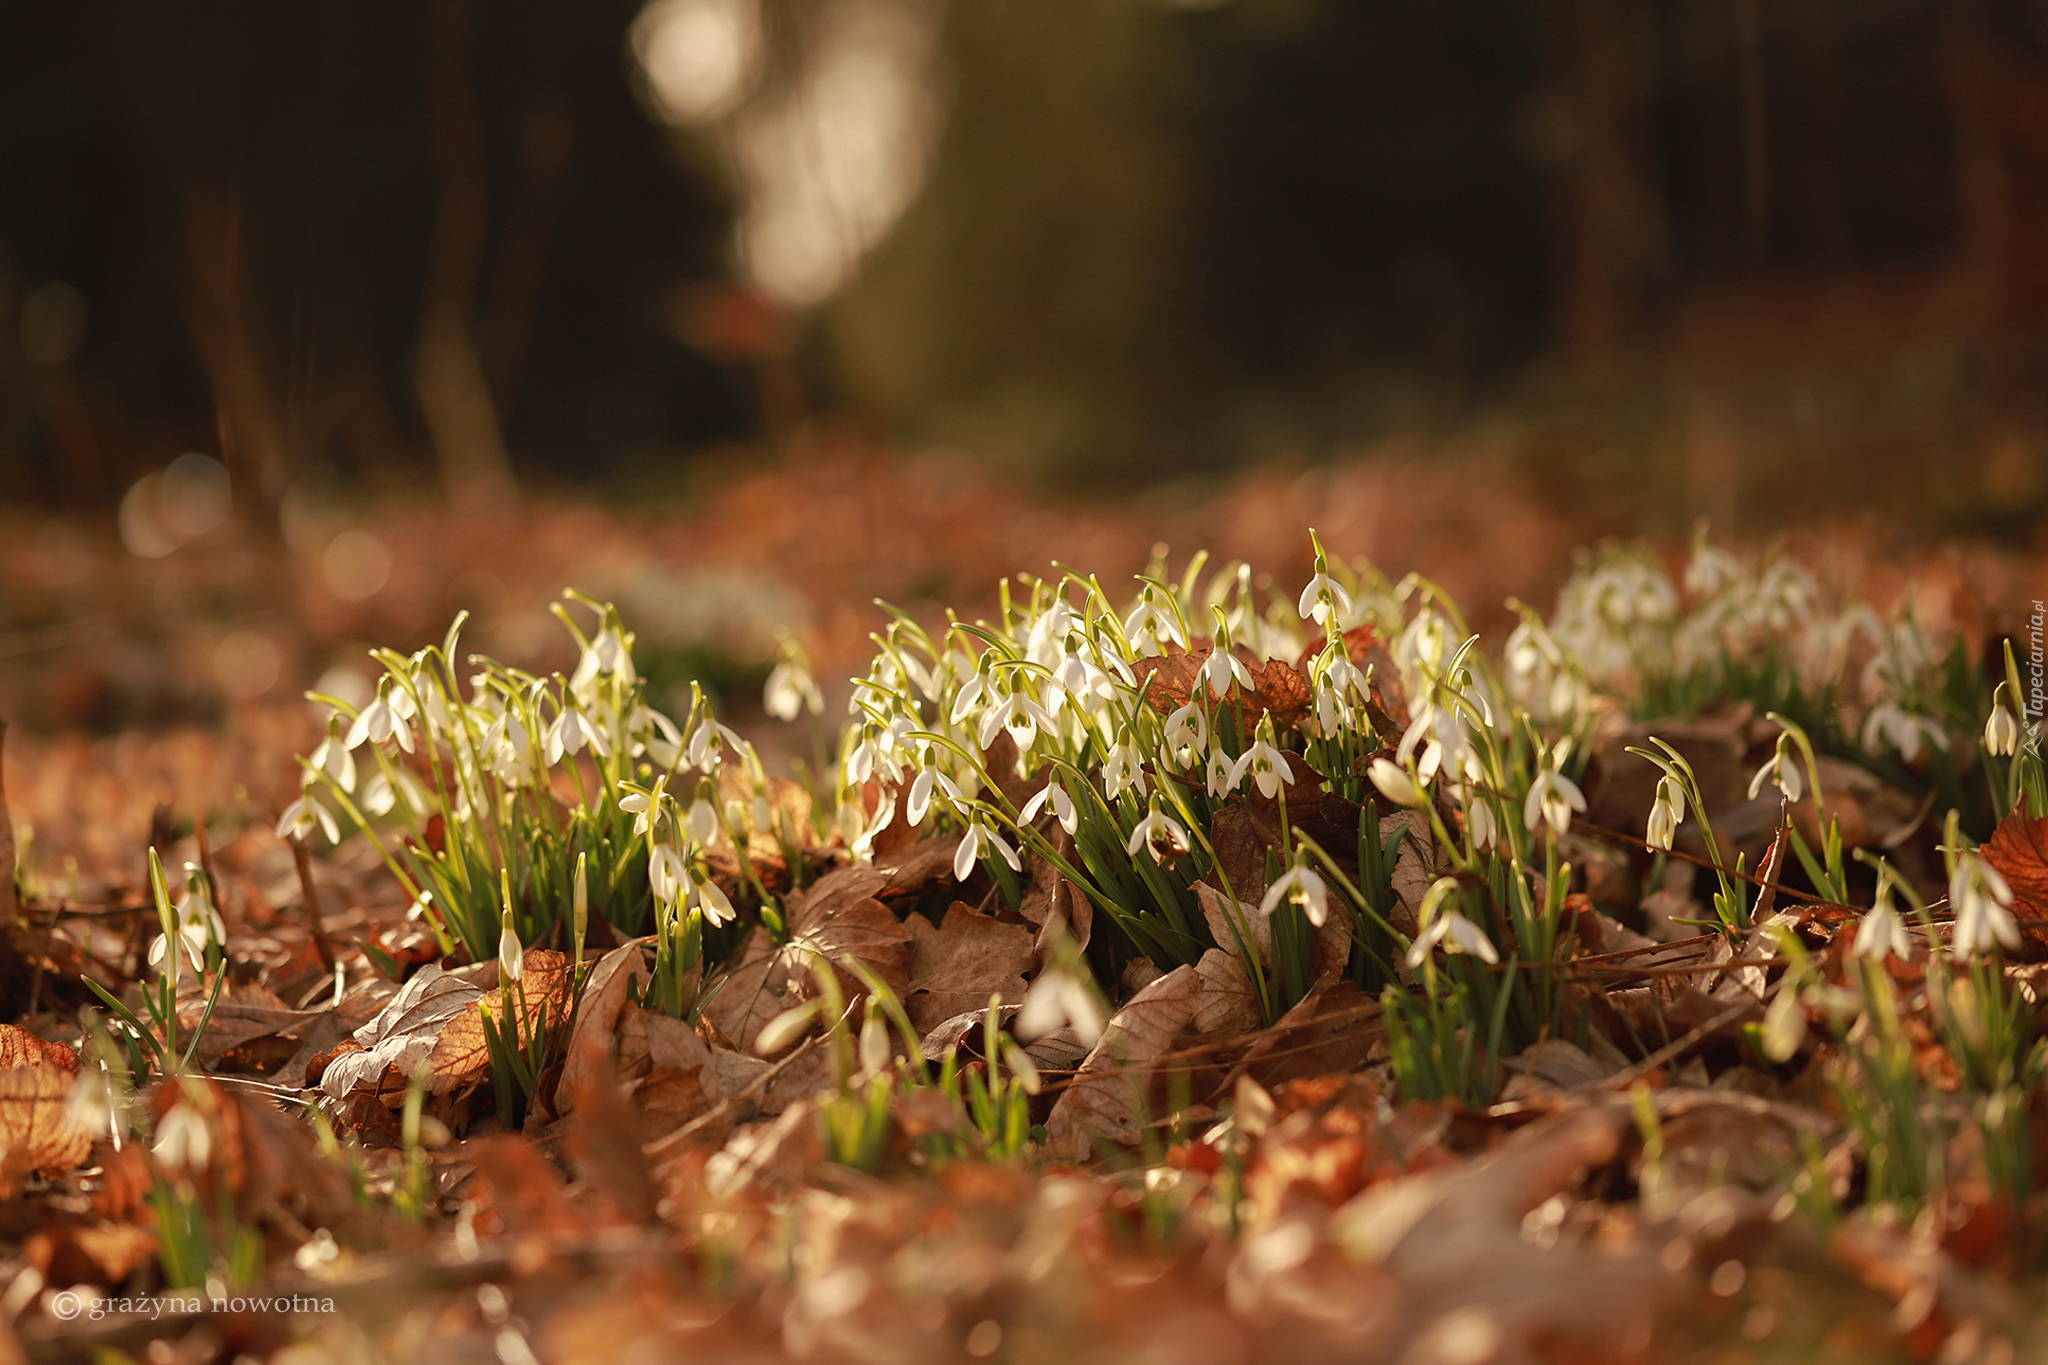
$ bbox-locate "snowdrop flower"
[686,795,720,846]
[570,625,636,695]
[763,657,824,721]
[1123,587,1185,654]
[1950,851,2019,959]
[486,714,534,784]
[1103,739,1148,801]
[649,842,688,908]
[1368,758,1426,809]
[1016,969,1105,1046]
[950,667,989,725]
[1019,780,1079,836]
[152,1104,212,1176]
[345,692,414,753]
[498,917,525,984]
[1206,746,1238,799]
[1405,876,1498,966]
[1126,800,1191,864]
[620,777,669,836]
[1746,738,1803,803]
[1465,796,1497,852]
[307,723,356,793]
[1200,644,1255,700]
[1260,862,1330,928]
[636,706,686,768]
[1860,703,1948,765]
[277,793,340,846]
[546,706,612,766]
[979,689,1056,751]
[685,717,749,773]
[1523,766,1586,838]
[1230,727,1294,800]
[1297,565,1353,629]
[955,817,1023,881]
[1985,701,2021,758]
[1851,881,1914,962]
[1163,701,1209,762]
[1645,776,1684,852]
[693,873,736,927]
[150,872,221,976]
[907,758,963,827]
[845,729,879,786]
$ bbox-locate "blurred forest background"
[2,0,2045,534]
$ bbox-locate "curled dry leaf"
[429,950,572,1096]
[1045,964,1204,1159]
[0,1026,77,1073]
[1982,808,2048,955]
[0,1060,91,1193]
[706,869,914,1053]
[319,963,482,1106]
[559,936,654,1102]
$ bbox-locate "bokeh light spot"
[323,530,393,602]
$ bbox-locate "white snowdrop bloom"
[1297,569,1353,628]
[1103,740,1148,801]
[1230,734,1294,800]
[1259,863,1330,928]
[954,818,1023,881]
[763,660,824,720]
[1950,852,2019,959]
[1026,599,1078,669]
[1985,703,2022,758]
[1465,796,1497,852]
[1207,746,1238,799]
[686,796,719,846]
[570,627,636,697]
[1126,803,1191,864]
[345,694,414,753]
[308,728,356,793]
[1851,886,1914,962]
[1523,767,1586,838]
[1200,645,1255,699]
[950,671,988,725]
[546,707,612,766]
[1018,780,1079,836]
[649,842,688,908]
[979,690,1056,751]
[1368,758,1425,809]
[1016,969,1105,1046]
[1123,589,1186,655]
[907,761,962,828]
[498,919,525,984]
[1860,703,1948,765]
[1395,611,1454,682]
[1644,786,1679,852]
[619,777,668,836]
[1685,540,1743,598]
[845,731,878,786]
[360,770,398,817]
[633,706,686,768]
[152,1104,213,1176]
[277,794,340,846]
[1163,701,1209,760]
[488,715,534,784]
[1746,744,1803,803]
[694,873,736,927]
[1405,877,1498,967]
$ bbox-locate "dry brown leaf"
[428,951,572,1096]
[1195,881,1350,984]
[1132,646,1314,733]
[1192,949,1262,1035]
[559,937,653,1101]
[1385,811,1443,937]
[318,963,483,1105]
[1983,808,2048,954]
[1045,964,1204,1159]
[1019,824,1093,958]
[0,1064,90,1193]
[903,903,1034,1034]
[0,1027,77,1073]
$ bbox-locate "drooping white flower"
[1466,797,1497,852]
[1746,744,1803,804]
[1950,852,2019,959]
[1523,768,1587,838]
[979,690,1056,751]
[955,817,1023,881]
[345,694,414,753]
[1297,569,1353,628]
[546,707,613,766]
[1015,969,1105,1047]
[649,842,688,908]
[1206,746,1238,799]
[308,727,356,793]
[1103,739,1148,801]
[620,777,668,836]
[1018,780,1079,836]
[1259,863,1330,927]
[1200,644,1256,701]
[1126,803,1191,865]
[1123,589,1186,654]
[763,660,824,721]
[277,794,340,846]
[570,627,636,696]
[686,796,720,846]
[1860,703,1949,765]
[907,760,963,827]
[950,671,988,725]
[1368,758,1425,809]
[1405,876,1498,966]
[1985,703,2022,758]
[152,1104,212,1176]
[1851,885,1914,962]
[693,873,736,927]
[1229,734,1294,800]
[1163,702,1209,762]
[498,918,525,984]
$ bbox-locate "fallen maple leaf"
[1982,808,2048,954]
[429,951,572,1096]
